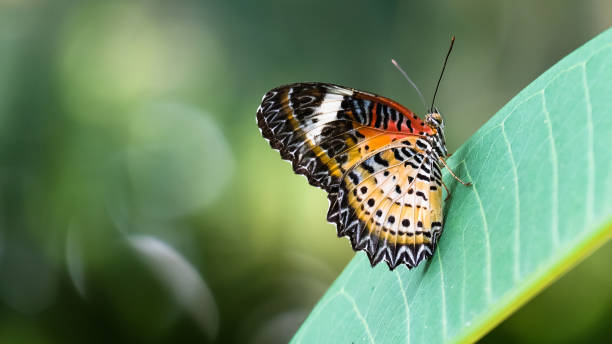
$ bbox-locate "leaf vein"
[462,164,493,303]
[581,63,595,225]
[394,271,411,344]
[540,91,560,247]
[500,121,521,283]
[340,289,375,344]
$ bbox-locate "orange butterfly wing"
[257,82,444,269]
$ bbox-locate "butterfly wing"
[256,82,442,269]
[333,138,444,269]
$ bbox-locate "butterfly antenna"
[430,36,455,113]
[391,58,428,111]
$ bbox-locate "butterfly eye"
[426,112,442,126]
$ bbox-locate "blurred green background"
[0,1,611,343]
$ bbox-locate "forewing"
[256,82,434,193]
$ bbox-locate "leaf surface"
[292,28,612,344]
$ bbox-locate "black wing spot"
[416,173,430,181]
[336,154,348,165]
[401,147,413,158]
[416,191,428,201]
[362,162,375,173]
[404,161,419,168]
[374,153,389,167]
[396,112,404,130]
[393,148,403,160]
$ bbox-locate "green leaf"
[292,28,612,344]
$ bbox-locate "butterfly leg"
[438,157,472,186]
[442,180,452,201]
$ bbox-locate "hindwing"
[331,137,444,269]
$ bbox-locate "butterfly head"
[425,108,444,129]
[425,107,447,157]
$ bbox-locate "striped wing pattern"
[257,82,444,269]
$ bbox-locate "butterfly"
[256,37,470,270]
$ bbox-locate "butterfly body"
[257,82,448,270]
